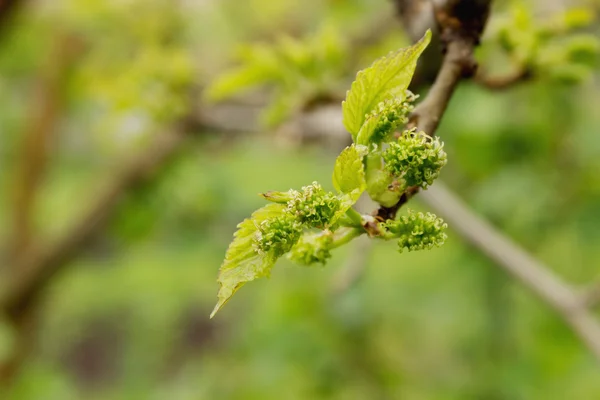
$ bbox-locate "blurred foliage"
[1,0,600,399]
[483,0,600,83]
[205,24,348,127]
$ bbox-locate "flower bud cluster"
[288,231,334,266]
[364,91,416,143]
[286,182,341,228]
[383,130,447,190]
[383,209,447,253]
[254,214,303,257]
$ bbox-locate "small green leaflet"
[210,204,285,318]
[342,30,431,138]
[204,43,282,101]
[330,144,367,225]
[261,189,296,203]
[355,113,381,145]
[203,65,271,101]
[332,144,367,200]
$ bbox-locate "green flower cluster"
[286,182,341,228]
[288,231,334,266]
[364,91,416,143]
[383,130,447,190]
[253,182,342,258]
[254,214,303,257]
[212,31,448,318]
[384,209,447,253]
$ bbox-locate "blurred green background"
[1,0,600,399]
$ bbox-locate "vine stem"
[344,207,365,228]
[421,183,600,361]
[378,0,490,221]
[331,228,363,249]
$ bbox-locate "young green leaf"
[261,189,298,203]
[204,66,271,101]
[203,44,281,102]
[211,204,288,318]
[330,145,368,226]
[332,144,367,200]
[342,30,431,138]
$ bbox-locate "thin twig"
[1,33,81,385]
[0,118,204,318]
[1,120,194,385]
[408,38,474,135]
[380,0,491,221]
[581,282,600,309]
[474,66,532,90]
[420,182,600,361]
[0,0,23,31]
[9,33,79,264]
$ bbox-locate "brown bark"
[378,0,492,221]
[1,33,81,387]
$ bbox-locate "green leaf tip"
[332,144,367,197]
[342,29,431,139]
[261,190,297,203]
[211,203,289,318]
